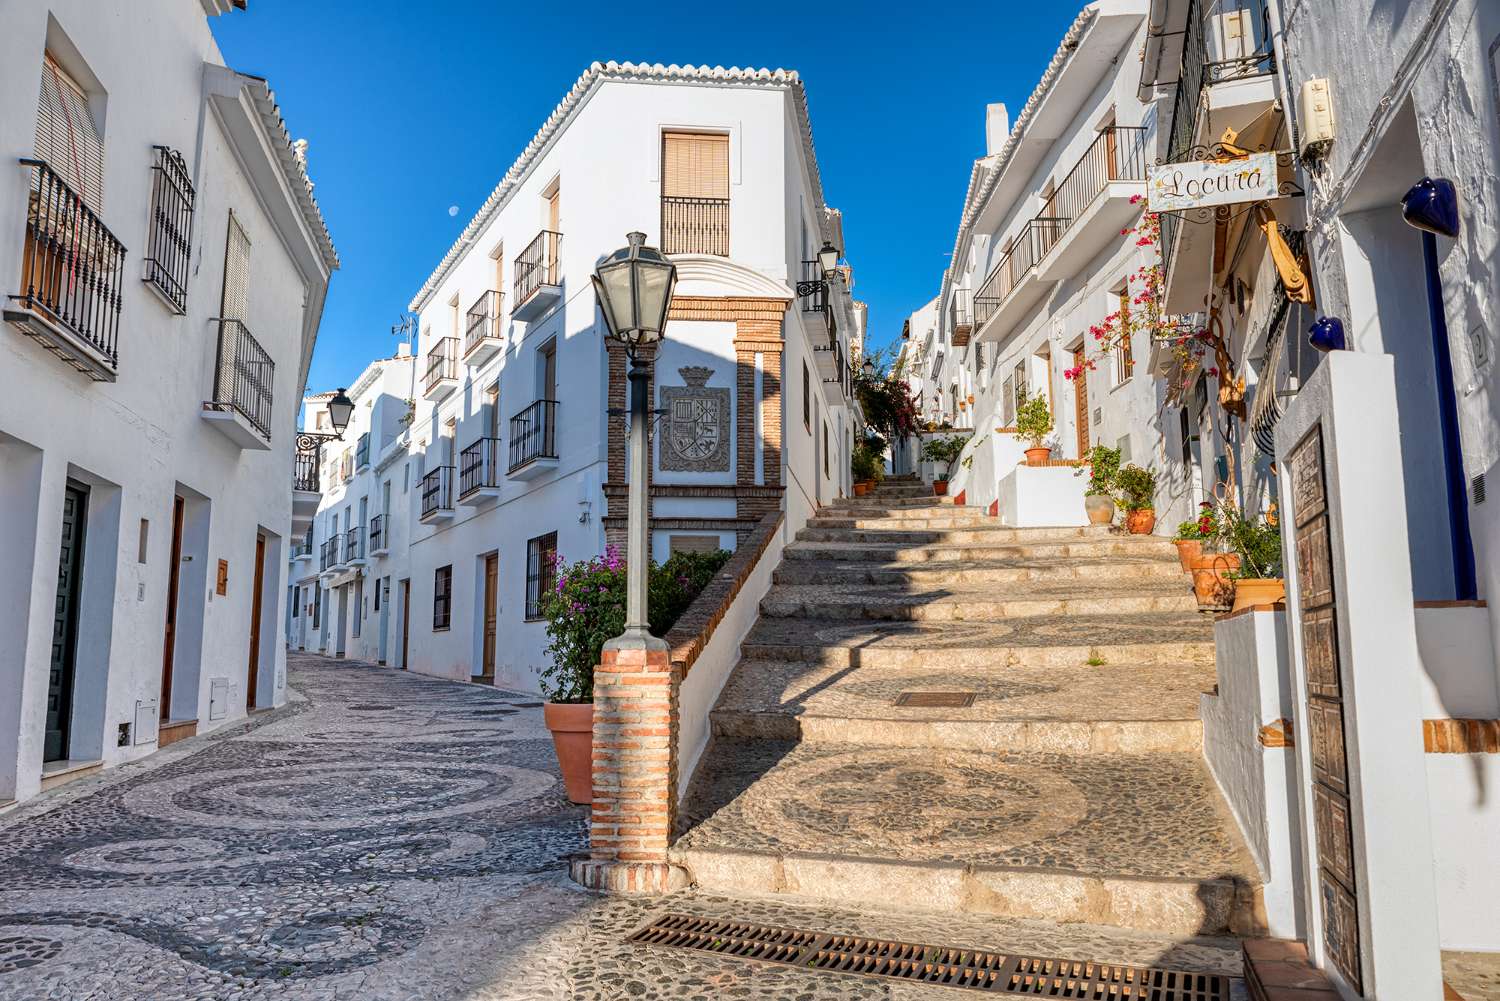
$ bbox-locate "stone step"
[711,658,1214,753]
[783,537,1179,564]
[773,555,1186,587]
[740,613,1214,668]
[796,525,1116,545]
[674,739,1263,936]
[827,495,957,511]
[808,512,1002,529]
[759,582,1198,622]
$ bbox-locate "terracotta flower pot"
[1174,538,1203,571]
[933,479,949,496]
[1189,552,1241,610]
[1084,495,1115,526]
[1024,446,1051,467]
[543,701,594,804]
[853,482,869,496]
[1230,577,1286,613]
[1124,508,1156,534]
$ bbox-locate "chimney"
[985,103,1010,156]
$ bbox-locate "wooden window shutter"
[662,132,729,200]
[35,54,105,211]
[221,212,251,321]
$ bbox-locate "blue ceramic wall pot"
[1401,177,1460,238]
[1309,316,1346,352]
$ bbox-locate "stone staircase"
[673,476,1264,938]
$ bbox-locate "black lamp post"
[592,232,678,647]
[795,240,842,303]
[294,386,355,453]
[862,359,876,380]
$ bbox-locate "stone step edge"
[709,710,1204,754]
[739,641,1216,668]
[668,846,1265,938]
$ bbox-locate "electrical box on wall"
[1298,78,1336,158]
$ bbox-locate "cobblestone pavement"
[0,653,1247,1000]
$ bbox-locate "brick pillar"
[569,645,689,894]
[735,349,757,489]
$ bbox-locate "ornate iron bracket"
[1150,147,1305,227]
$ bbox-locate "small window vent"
[1092,407,1102,425]
[1474,473,1486,505]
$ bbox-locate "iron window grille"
[661,195,729,256]
[143,146,194,313]
[514,229,561,308]
[293,447,319,492]
[344,526,362,562]
[508,399,557,473]
[424,336,457,393]
[433,565,452,629]
[464,289,504,355]
[525,531,558,620]
[368,513,385,552]
[209,318,275,440]
[460,437,502,496]
[12,158,127,370]
[319,538,338,571]
[420,465,455,518]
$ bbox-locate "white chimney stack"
[985,103,1010,156]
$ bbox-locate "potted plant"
[1173,502,1218,571]
[1078,445,1120,525]
[1227,511,1285,612]
[851,436,884,496]
[921,434,968,496]
[1115,464,1157,534]
[1015,389,1054,466]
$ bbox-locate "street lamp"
[795,241,842,305]
[294,386,355,453]
[862,359,876,379]
[592,232,678,648]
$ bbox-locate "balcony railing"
[1039,125,1149,256]
[143,146,194,313]
[355,432,370,469]
[949,288,973,346]
[514,230,561,308]
[1167,0,1275,166]
[369,513,385,553]
[344,526,363,563]
[420,465,455,518]
[12,158,127,372]
[464,289,504,355]
[319,538,339,571]
[509,399,557,473]
[425,336,457,394]
[210,319,275,440]
[293,448,319,492]
[460,437,502,496]
[661,195,729,256]
[973,219,1067,328]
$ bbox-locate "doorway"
[246,533,266,708]
[161,495,184,719]
[399,578,411,669]
[45,481,89,762]
[377,576,390,665]
[480,553,498,680]
[334,584,348,658]
[1072,346,1090,457]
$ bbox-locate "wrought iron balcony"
[344,526,364,564]
[205,319,275,447]
[464,289,504,363]
[293,448,319,492]
[1036,126,1151,281]
[424,336,458,398]
[513,230,561,321]
[355,431,370,470]
[420,465,456,521]
[459,436,502,501]
[509,399,558,478]
[6,158,127,381]
[661,195,729,256]
[143,146,194,314]
[368,513,387,554]
[319,538,339,571]
[972,218,1066,340]
[949,288,974,347]
[1166,0,1276,167]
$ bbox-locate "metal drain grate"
[895,691,977,708]
[628,915,1230,999]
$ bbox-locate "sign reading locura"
[1148,152,1280,212]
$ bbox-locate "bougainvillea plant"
[855,347,921,442]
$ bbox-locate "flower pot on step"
[1124,508,1156,534]
[543,701,594,804]
[1084,495,1115,526]
[1189,552,1241,610]
[853,481,869,497]
[1024,446,1051,467]
[1230,577,1286,613]
[1173,539,1203,571]
[933,479,949,496]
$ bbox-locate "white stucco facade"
[0,0,335,805]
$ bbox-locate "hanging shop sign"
[1148,152,1281,213]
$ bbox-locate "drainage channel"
[628,914,1231,999]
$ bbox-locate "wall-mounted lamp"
[1309,316,1346,352]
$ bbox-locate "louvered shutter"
[221,213,251,321]
[662,133,729,199]
[35,54,104,211]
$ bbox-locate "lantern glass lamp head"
[862,359,876,379]
[818,241,840,280]
[591,231,677,356]
[326,388,355,436]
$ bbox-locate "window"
[312,582,321,627]
[1113,287,1134,385]
[292,587,299,619]
[36,53,104,210]
[1002,376,1015,425]
[822,421,829,478]
[433,565,452,630]
[661,131,730,255]
[352,579,363,637]
[669,534,720,555]
[525,532,558,620]
[144,146,195,313]
[803,362,811,431]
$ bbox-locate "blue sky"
[209,1,1081,392]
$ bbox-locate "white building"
[0,0,336,805]
[381,61,856,691]
[287,350,416,667]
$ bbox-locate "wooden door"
[541,343,557,401]
[161,496,185,716]
[482,554,498,676]
[400,579,411,670]
[1105,125,1119,180]
[1073,346,1090,456]
[246,534,266,708]
[45,483,88,762]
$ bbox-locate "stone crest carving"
[659,366,730,472]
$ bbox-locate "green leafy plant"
[1175,501,1220,541]
[1078,444,1121,497]
[1014,389,1053,448]
[851,434,886,483]
[854,348,920,442]
[921,434,969,481]
[1115,464,1157,512]
[538,545,731,703]
[1226,516,1284,579]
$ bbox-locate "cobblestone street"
[0,652,1261,1000]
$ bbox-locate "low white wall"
[995,465,1091,527]
[1426,752,1500,951]
[1414,605,1500,718]
[1202,609,1303,939]
[673,522,785,804]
